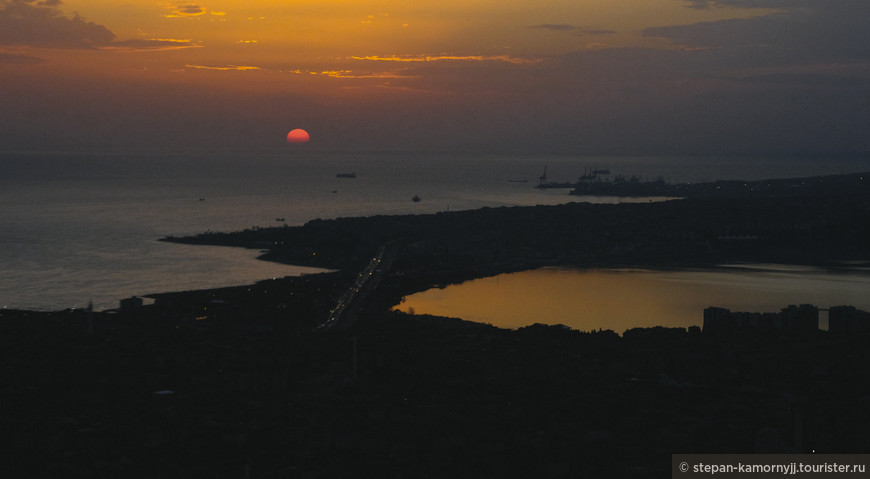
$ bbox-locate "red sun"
[286,128,310,144]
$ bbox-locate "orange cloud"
[318,70,418,79]
[350,54,540,65]
[185,64,260,71]
[104,38,201,51]
[165,4,206,18]
[165,4,224,18]
[288,69,417,79]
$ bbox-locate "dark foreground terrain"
[3,171,870,477]
[3,308,870,478]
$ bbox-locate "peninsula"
[3,171,870,477]
[163,171,870,301]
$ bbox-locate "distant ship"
[536,166,578,189]
[336,172,357,178]
[536,165,610,188]
[578,167,597,180]
[538,166,548,185]
[412,194,421,203]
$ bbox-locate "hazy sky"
[1,0,868,153]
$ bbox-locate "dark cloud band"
[530,24,615,35]
[0,0,115,48]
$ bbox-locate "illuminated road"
[318,243,395,331]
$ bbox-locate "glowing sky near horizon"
[15,0,763,73]
[58,0,762,54]
[2,0,868,152]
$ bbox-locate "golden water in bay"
[394,266,870,332]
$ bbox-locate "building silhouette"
[828,305,870,334]
[703,304,820,333]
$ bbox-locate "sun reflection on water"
[394,266,870,333]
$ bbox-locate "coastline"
[163,171,870,305]
[3,171,870,476]
[567,171,869,198]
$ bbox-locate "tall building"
[829,306,870,334]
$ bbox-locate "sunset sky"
[1,0,868,153]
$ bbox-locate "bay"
[394,265,870,333]
[2,148,868,311]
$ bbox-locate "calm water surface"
[2,149,869,311]
[394,265,870,332]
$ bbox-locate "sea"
[2,148,869,313]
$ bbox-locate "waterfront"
[4,161,870,477]
[2,148,870,311]
[394,265,870,332]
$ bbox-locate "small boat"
[336,172,357,178]
[538,166,548,185]
[276,217,285,222]
[412,194,421,203]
